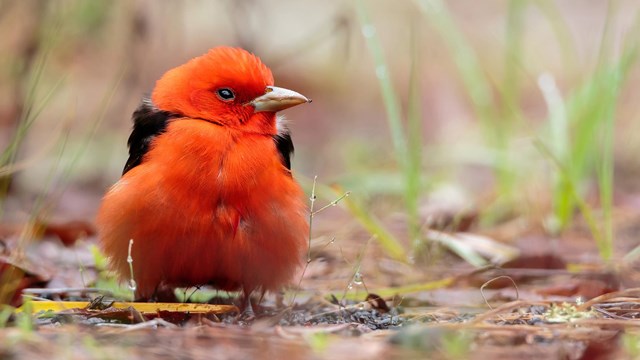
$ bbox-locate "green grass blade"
[406,20,424,249]
[343,194,407,261]
[502,0,526,124]
[537,73,571,232]
[415,0,496,130]
[355,1,425,256]
[416,0,514,197]
[355,0,408,166]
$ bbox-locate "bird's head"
[151,47,310,133]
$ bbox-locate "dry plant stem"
[0,117,69,177]
[289,176,349,308]
[591,306,630,320]
[21,295,49,302]
[337,264,502,301]
[471,300,553,324]
[288,176,317,308]
[340,235,374,306]
[307,299,378,321]
[312,191,351,216]
[307,176,318,264]
[75,235,89,288]
[577,287,640,312]
[319,236,337,252]
[480,276,520,310]
[16,126,71,251]
[127,239,136,300]
[119,318,178,331]
[22,288,113,296]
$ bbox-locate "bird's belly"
[97,148,308,298]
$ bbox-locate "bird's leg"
[147,283,177,302]
[239,286,256,320]
[133,283,160,302]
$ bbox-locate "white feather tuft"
[276,114,289,135]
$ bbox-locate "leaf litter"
[0,214,638,360]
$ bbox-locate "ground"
[2,1,640,359]
[1,206,640,359]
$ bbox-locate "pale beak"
[250,86,311,113]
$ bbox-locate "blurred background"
[1,0,640,267]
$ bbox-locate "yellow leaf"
[19,301,238,315]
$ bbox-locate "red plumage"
[96,47,310,303]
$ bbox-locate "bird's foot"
[238,288,258,321]
[239,302,256,322]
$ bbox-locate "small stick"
[127,239,137,299]
[289,176,349,309]
[22,288,113,296]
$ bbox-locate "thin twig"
[22,288,113,296]
[340,235,375,306]
[577,287,640,312]
[289,177,348,309]
[289,176,318,308]
[105,318,179,331]
[480,275,520,310]
[312,191,350,216]
[471,300,552,324]
[127,239,136,300]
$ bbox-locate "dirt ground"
[1,206,640,359]
[2,1,640,359]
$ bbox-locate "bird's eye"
[216,88,235,101]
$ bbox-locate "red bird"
[96,47,310,307]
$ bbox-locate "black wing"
[273,130,294,170]
[122,99,177,175]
